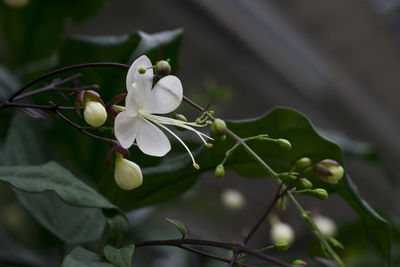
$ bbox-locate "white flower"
[114,153,143,190]
[115,55,211,169]
[221,189,246,210]
[270,222,295,245]
[313,214,337,236]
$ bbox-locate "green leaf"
[62,247,112,267]
[1,113,113,244]
[165,218,188,239]
[0,161,118,209]
[0,0,107,68]
[103,244,135,267]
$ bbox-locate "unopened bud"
[295,157,312,170]
[114,153,143,190]
[328,236,344,249]
[291,259,308,267]
[175,114,187,122]
[215,164,225,178]
[155,60,171,76]
[270,222,295,246]
[313,215,337,236]
[315,159,344,184]
[219,135,226,141]
[221,189,245,211]
[299,178,313,189]
[274,240,289,251]
[210,119,227,136]
[84,100,107,127]
[312,189,328,200]
[277,139,292,150]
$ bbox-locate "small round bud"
[277,139,292,150]
[155,60,171,76]
[274,240,289,251]
[315,159,344,184]
[295,157,312,170]
[219,135,227,141]
[313,215,337,236]
[114,154,143,190]
[312,189,328,200]
[299,178,313,189]
[221,189,245,211]
[270,222,295,246]
[215,164,225,178]
[175,114,187,122]
[138,67,147,74]
[291,259,308,267]
[83,100,107,127]
[210,119,227,136]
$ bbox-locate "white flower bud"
[114,153,143,190]
[313,215,337,236]
[270,222,295,246]
[84,100,107,127]
[221,189,245,211]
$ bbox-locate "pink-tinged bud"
[114,153,143,190]
[315,159,344,184]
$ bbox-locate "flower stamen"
[148,118,200,170]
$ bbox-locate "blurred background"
[1,0,400,266]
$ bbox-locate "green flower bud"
[328,236,344,249]
[84,100,107,127]
[291,259,308,267]
[155,60,171,76]
[274,240,289,251]
[277,139,292,150]
[295,157,312,170]
[215,164,225,178]
[312,188,328,200]
[299,178,313,189]
[315,159,344,184]
[114,153,143,190]
[175,114,187,122]
[210,119,227,136]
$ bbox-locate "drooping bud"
[313,215,337,236]
[273,240,289,251]
[270,222,295,246]
[221,189,245,211]
[315,159,344,184]
[312,188,328,200]
[299,178,313,189]
[175,114,188,122]
[210,119,227,136]
[215,164,225,178]
[295,157,312,170]
[84,101,107,127]
[114,153,143,190]
[277,138,292,150]
[155,60,171,76]
[291,259,308,267]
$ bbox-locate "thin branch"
[8,62,129,102]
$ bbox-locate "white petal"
[114,111,140,149]
[136,117,171,156]
[142,75,183,114]
[125,91,139,116]
[126,55,154,103]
